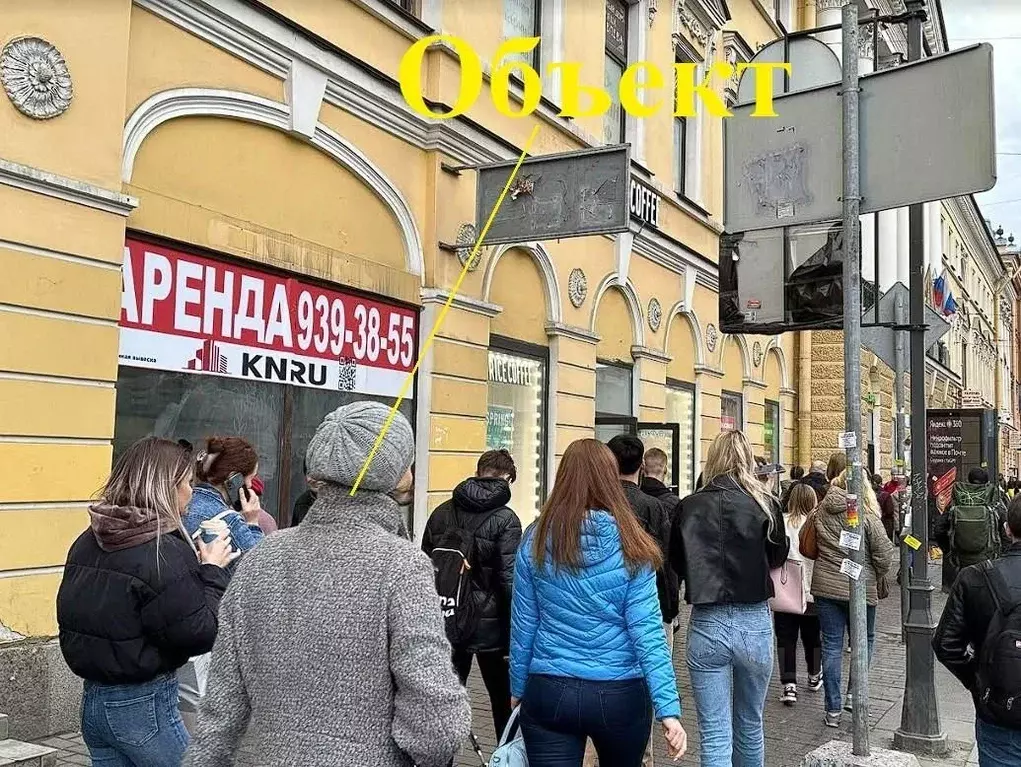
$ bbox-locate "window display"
[666,382,697,496]
[487,346,547,523]
[721,391,743,432]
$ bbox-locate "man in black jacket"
[607,436,671,616]
[421,449,522,741]
[608,435,672,767]
[934,497,1021,764]
[640,446,682,628]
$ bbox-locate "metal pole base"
[892,730,949,759]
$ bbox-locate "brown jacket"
[809,486,897,606]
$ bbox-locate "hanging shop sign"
[629,178,659,228]
[118,238,417,398]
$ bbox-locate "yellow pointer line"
[349,124,542,496]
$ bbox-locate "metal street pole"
[894,0,949,756]
[840,1,868,756]
[893,289,910,641]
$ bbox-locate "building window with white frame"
[673,115,688,197]
[595,359,635,441]
[604,0,628,145]
[774,0,794,30]
[673,51,703,202]
[503,0,542,71]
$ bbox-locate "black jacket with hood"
[57,509,228,686]
[422,477,522,653]
[639,477,682,622]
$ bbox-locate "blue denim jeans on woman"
[686,602,774,767]
[815,597,876,714]
[81,673,189,767]
[519,674,652,766]
[977,717,1021,766]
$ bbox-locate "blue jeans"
[815,597,876,714]
[81,674,188,767]
[520,674,652,767]
[977,718,1021,766]
[686,602,774,767]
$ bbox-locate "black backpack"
[429,506,500,648]
[975,561,1021,728]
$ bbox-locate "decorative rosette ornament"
[568,268,588,308]
[1,36,73,119]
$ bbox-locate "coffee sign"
[630,179,659,228]
[489,352,536,387]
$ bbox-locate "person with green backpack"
[935,467,1010,572]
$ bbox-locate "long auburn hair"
[532,439,662,573]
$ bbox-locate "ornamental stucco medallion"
[568,268,588,308]
[1,37,73,119]
[648,298,663,332]
[753,341,763,367]
[705,323,718,353]
[454,223,484,271]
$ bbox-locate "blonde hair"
[100,437,194,544]
[830,469,881,518]
[786,483,817,525]
[702,430,776,535]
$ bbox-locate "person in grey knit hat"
[183,402,471,767]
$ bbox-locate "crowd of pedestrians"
[52,396,1021,766]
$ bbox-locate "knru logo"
[241,352,327,387]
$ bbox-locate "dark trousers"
[774,609,822,685]
[453,649,512,738]
[520,674,652,767]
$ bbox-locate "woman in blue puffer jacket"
[510,438,687,766]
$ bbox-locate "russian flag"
[943,292,959,317]
[933,273,946,308]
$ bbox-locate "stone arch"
[763,338,792,390]
[662,301,706,368]
[719,333,752,380]
[482,242,563,325]
[589,274,645,348]
[122,87,424,278]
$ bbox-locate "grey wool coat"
[182,486,471,767]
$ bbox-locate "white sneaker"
[780,683,797,706]
[808,673,823,692]
[825,711,841,728]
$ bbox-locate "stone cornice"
[694,363,724,378]
[546,322,600,344]
[0,158,138,217]
[631,345,672,363]
[743,377,767,390]
[420,288,500,317]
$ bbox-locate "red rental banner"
[119,238,418,398]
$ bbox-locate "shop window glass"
[604,0,628,144]
[721,391,743,432]
[503,0,542,70]
[288,387,413,523]
[113,368,285,516]
[596,361,634,442]
[487,348,547,524]
[765,399,781,465]
[666,382,696,496]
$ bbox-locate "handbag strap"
[499,705,522,746]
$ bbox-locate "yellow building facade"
[0,0,802,653]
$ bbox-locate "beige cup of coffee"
[199,518,231,548]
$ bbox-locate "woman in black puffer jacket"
[57,437,237,767]
[422,449,522,739]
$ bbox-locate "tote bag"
[769,559,807,615]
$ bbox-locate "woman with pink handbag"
[771,484,823,707]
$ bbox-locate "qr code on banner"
[337,358,357,392]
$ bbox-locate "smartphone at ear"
[225,472,247,511]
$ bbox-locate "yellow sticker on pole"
[903,534,922,551]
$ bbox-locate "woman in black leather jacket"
[670,430,789,767]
